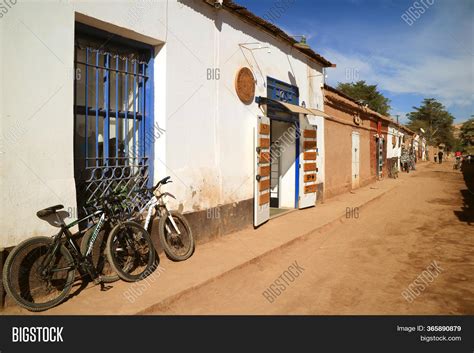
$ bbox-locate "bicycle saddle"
[36,204,64,218]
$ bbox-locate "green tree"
[459,118,474,153]
[336,80,391,115]
[406,98,456,149]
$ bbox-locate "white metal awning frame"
[256,96,330,121]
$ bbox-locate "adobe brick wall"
[323,90,377,200]
[324,118,353,199]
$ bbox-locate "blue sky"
[236,0,473,123]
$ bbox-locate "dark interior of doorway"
[270,120,294,218]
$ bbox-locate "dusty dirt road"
[150,162,474,314]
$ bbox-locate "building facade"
[322,85,392,199]
[0,0,334,248]
[387,123,404,171]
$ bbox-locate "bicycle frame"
[139,195,159,230]
[40,209,104,279]
[136,188,181,235]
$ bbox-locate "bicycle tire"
[80,225,119,283]
[158,211,195,261]
[106,221,156,282]
[2,236,75,312]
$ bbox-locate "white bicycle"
[134,176,195,261]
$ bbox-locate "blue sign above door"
[267,77,299,104]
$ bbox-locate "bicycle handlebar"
[148,176,172,192]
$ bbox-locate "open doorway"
[254,76,300,223]
[269,120,297,218]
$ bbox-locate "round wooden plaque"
[235,67,255,105]
[353,114,361,125]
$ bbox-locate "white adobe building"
[0,0,334,248]
[387,124,403,169]
[413,133,427,161]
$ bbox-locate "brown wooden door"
[299,116,318,208]
[254,115,271,226]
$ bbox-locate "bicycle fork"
[145,202,181,235]
[165,208,181,235]
[143,203,155,231]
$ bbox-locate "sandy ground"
[151,162,474,314]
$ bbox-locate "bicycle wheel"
[80,224,119,283]
[158,211,195,261]
[2,236,75,312]
[106,221,156,282]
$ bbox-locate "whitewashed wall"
[387,125,403,161]
[162,2,325,212]
[0,0,327,247]
[0,0,168,247]
[1,2,77,247]
[421,137,427,160]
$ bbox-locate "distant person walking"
[438,151,444,164]
[454,151,462,170]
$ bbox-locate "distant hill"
[453,122,465,139]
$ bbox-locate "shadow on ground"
[454,162,474,225]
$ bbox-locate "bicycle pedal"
[100,284,113,291]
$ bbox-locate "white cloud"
[323,48,473,109]
[319,0,474,116]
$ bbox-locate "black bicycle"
[86,193,157,283]
[2,194,155,311]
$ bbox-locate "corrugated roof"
[202,0,335,67]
